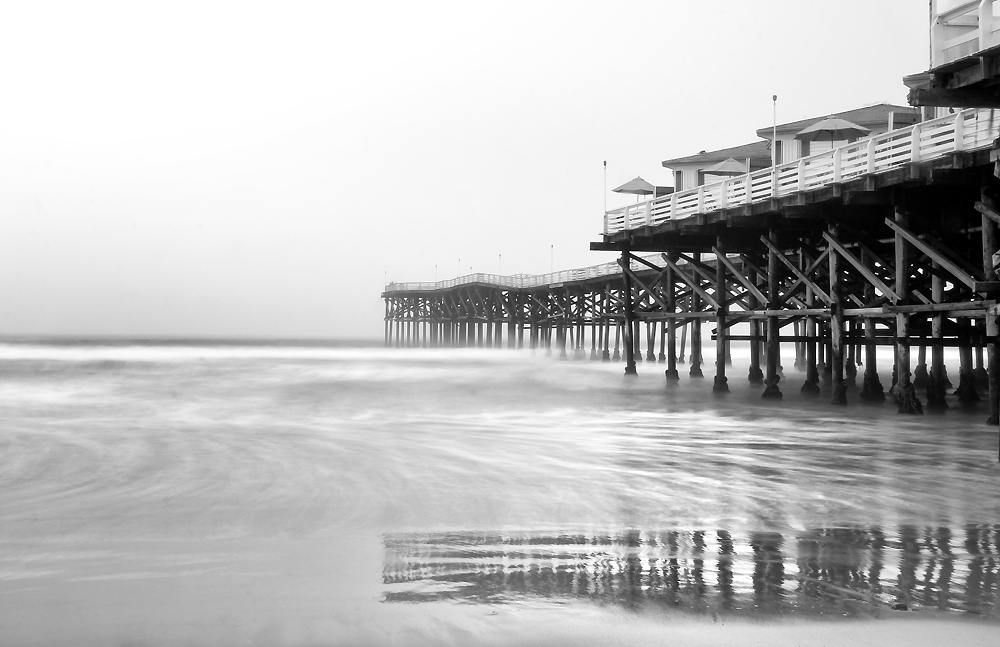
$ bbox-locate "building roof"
[661,140,772,168]
[755,103,920,138]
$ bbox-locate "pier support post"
[602,291,611,361]
[846,321,858,380]
[794,250,806,372]
[762,229,783,399]
[829,223,847,404]
[801,280,820,393]
[954,320,980,401]
[981,199,1000,426]
[914,341,929,388]
[665,254,680,381]
[747,264,764,383]
[646,322,656,362]
[591,316,599,360]
[794,320,804,371]
[893,208,922,414]
[678,312,687,364]
[713,237,729,393]
[820,326,831,381]
[613,323,621,362]
[690,294,704,378]
[927,264,949,408]
[976,343,989,387]
[621,251,637,375]
[634,320,643,363]
[988,314,1000,427]
[860,248,885,400]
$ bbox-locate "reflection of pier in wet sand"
[383,526,999,618]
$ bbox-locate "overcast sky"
[0,1,930,340]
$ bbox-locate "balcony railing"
[933,0,998,66]
[604,107,1000,236]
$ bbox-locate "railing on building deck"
[933,0,998,66]
[604,107,1000,236]
[385,255,665,293]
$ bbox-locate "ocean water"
[0,338,998,646]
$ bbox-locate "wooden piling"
[829,223,847,404]
[954,320,980,402]
[713,237,729,393]
[621,251,637,375]
[846,321,858,380]
[927,262,949,408]
[893,208,922,414]
[859,247,885,400]
[690,292,703,378]
[914,341,929,388]
[762,229,782,399]
[747,264,763,383]
[678,313,688,365]
[591,315,599,360]
[981,201,999,426]
[665,256,680,381]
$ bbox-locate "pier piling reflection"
[383,526,999,618]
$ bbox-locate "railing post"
[644,199,652,226]
[744,174,752,204]
[697,186,705,212]
[866,138,876,174]
[911,122,922,163]
[771,166,779,197]
[720,180,729,208]
[954,112,966,151]
[980,0,993,51]
[670,191,678,219]
[603,211,609,235]
[833,147,842,183]
[796,158,806,192]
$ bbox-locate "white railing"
[933,0,998,66]
[385,254,666,293]
[604,107,1000,236]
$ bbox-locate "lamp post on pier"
[772,94,778,167]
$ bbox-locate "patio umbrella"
[613,176,656,203]
[703,157,748,176]
[613,176,656,195]
[795,117,871,147]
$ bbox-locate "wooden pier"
[383,108,1000,435]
